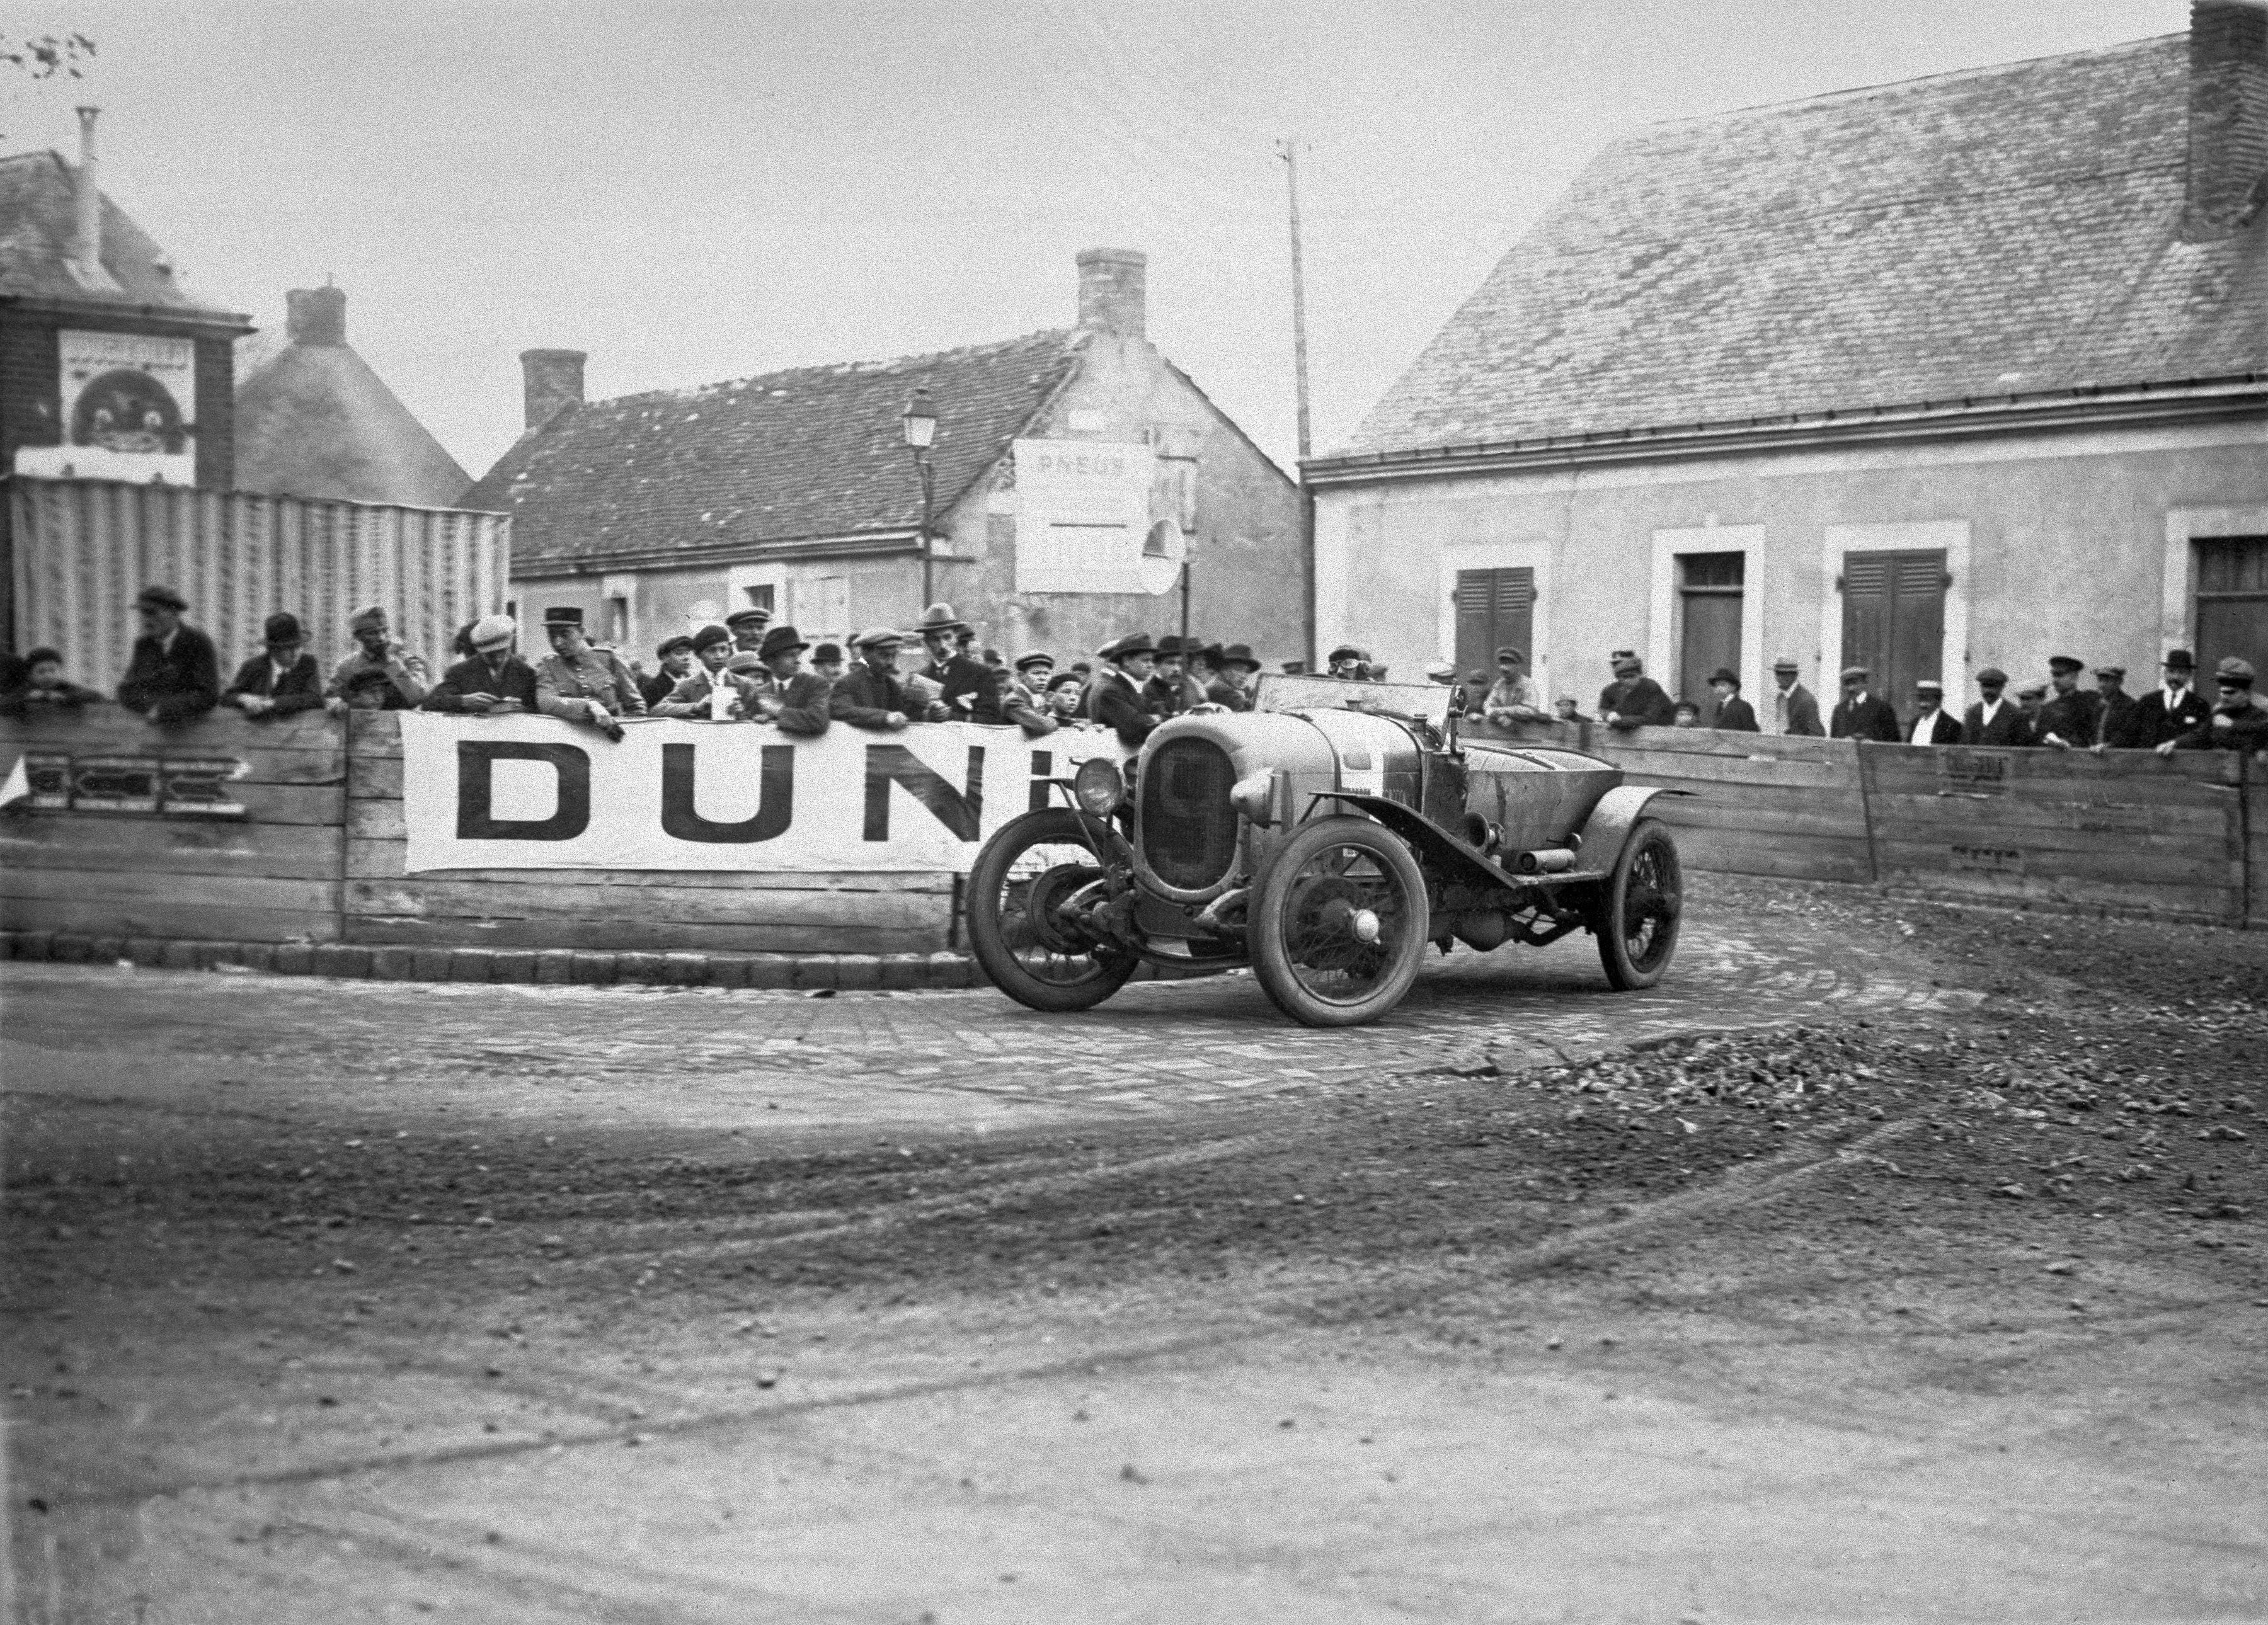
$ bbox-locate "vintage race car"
[965,674,1686,1027]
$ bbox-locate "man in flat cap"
[2035,654,2099,749]
[1705,668,1758,733]
[724,603,771,654]
[117,584,220,726]
[423,615,539,714]
[1599,650,1676,732]
[1208,644,1261,712]
[1481,646,1544,724]
[534,607,643,738]
[1768,656,1824,737]
[2160,657,2268,755]
[1092,631,1165,746]
[2134,649,2211,748]
[652,625,740,719]
[1905,678,1961,745]
[224,613,324,718]
[1962,667,2031,746]
[912,603,990,718]
[324,605,428,713]
[1830,665,1901,742]
[830,627,946,730]
[1006,651,1055,713]
[2091,665,2148,751]
[641,634,697,710]
[2014,679,2050,736]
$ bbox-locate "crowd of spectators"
[1450,644,2268,755]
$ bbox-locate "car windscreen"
[1254,673,1454,731]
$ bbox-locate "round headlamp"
[1074,756,1125,815]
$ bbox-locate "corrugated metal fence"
[9,476,510,684]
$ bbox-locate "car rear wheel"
[965,809,1138,1013]
[1251,815,1429,1028]
[1594,818,1682,990]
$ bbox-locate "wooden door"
[2196,537,2268,680]
[1676,552,1744,716]
[1841,550,1945,703]
[1453,567,1535,688]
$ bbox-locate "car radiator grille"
[1138,737,1239,891]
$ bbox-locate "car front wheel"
[1251,815,1429,1028]
[1593,818,1682,990]
[965,808,1138,1013]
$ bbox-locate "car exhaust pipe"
[1509,847,1578,874]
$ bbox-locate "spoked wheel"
[965,808,1137,1013]
[1594,818,1683,990]
[1251,815,1429,1027]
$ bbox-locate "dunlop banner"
[399,714,1129,874]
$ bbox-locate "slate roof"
[0,150,238,316]
[462,329,1084,569]
[1341,34,2268,459]
[236,338,472,508]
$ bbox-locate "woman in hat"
[422,616,540,714]
[223,613,324,717]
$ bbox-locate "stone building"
[462,249,1305,666]
[235,284,470,507]
[1306,1,2268,717]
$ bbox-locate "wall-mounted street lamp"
[902,387,940,612]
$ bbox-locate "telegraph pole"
[1277,137,1317,667]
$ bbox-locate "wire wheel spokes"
[1618,831,1681,973]
[993,839,1118,988]
[1280,848,1406,1003]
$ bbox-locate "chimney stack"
[72,106,103,286]
[1075,248,1147,339]
[285,285,347,346]
[520,349,587,430]
[2184,0,2268,240]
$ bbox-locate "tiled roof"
[462,329,1083,568]
[236,341,472,508]
[0,150,236,314]
[1342,35,2268,459]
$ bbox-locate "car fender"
[1303,791,1508,892]
[1574,785,1690,875]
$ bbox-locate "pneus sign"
[398,714,1128,874]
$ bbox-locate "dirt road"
[7,877,2265,1622]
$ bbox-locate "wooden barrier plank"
[232,784,348,827]
[1874,839,2240,892]
[348,755,404,801]
[343,835,957,892]
[346,876,946,925]
[1876,866,2238,921]
[1,896,341,943]
[1865,791,2232,838]
[1644,801,1869,840]
[0,709,345,785]
[1603,753,1860,791]
[341,913,937,955]
[1,865,340,915]
[0,817,340,880]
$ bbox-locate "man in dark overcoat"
[1904,678,1962,744]
[830,628,946,730]
[2159,657,2268,754]
[1600,651,1676,731]
[117,584,220,726]
[1706,668,1758,732]
[2036,654,2099,749]
[744,624,831,736]
[1829,665,1900,741]
[1092,632,1164,746]
[422,615,539,714]
[2133,649,2211,746]
[912,603,990,718]
[223,613,325,717]
[1962,667,2032,745]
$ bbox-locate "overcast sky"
[4,0,2192,481]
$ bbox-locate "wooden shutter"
[1453,567,1535,687]
[1841,549,1944,702]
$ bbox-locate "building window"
[1841,549,1945,700]
[605,595,631,648]
[742,583,776,617]
[2195,536,2268,680]
[793,575,849,642]
[1453,567,1534,687]
[1676,552,1744,717]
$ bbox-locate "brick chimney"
[1075,248,1147,339]
[285,285,346,346]
[520,348,587,430]
[2184,0,2268,240]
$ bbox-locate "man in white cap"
[1906,677,1961,745]
[421,616,538,714]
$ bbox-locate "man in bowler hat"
[117,584,220,726]
[743,624,832,736]
[1962,668,2031,746]
[1207,644,1260,712]
[1707,668,1758,733]
[224,613,324,717]
[1830,666,1900,741]
[2133,650,2210,747]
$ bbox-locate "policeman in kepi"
[534,607,644,739]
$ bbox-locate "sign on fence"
[399,714,1127,875]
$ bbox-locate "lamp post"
[902,387,939,613]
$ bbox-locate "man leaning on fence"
[325,606,428,713]
[742,625,832,736]
[2035,655,2099,749]
[423,616,538,715]
[2158,658,2268,755]
[224,613,324,719]
[830,627,946,731]
[1906,678,1961,745]
[1830,666,1899,743]
[2134,651,2211,748]
[535,607,643,739]
[117,584,220,726]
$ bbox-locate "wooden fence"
[3,710,2262,952]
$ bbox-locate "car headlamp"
[1074,756,1125,815]
[1230,769,1276,828]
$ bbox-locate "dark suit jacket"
[1602,675,1676,731]
[1831,693,1901,742]
[117,624,221,724]
[1906,709,1962,745]
[761,670,833,736]
[922,653,992,717]
[1962,699,2033,747]
[421,654,541,712]
[1774,683,1824,737]
[2132,687,2213,748]
[1092,670,1162,747]
[829,661,925,728]
[1712,695,1759,733]
[223,652,324,715]
[639,668,683,710]
[1205,677,1254,712]
[2174,700,2268,752]
[2036,690,2100,748]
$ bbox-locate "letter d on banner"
[457,741,591,841]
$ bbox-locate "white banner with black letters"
[398,714,1128,874]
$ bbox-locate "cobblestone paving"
[4,904,1981,1130]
